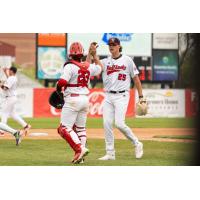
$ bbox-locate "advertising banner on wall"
[33,88,135,118]
[0,88,33,117]
[153,33,178,49]
[37,47,66,79]
[135,89,185,117]
[68,33,152,56]
[37,33,66,47]
[153,50,178,81]
[185,89,198,117]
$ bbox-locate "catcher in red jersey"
[56,42,102,164]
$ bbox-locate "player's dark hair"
[119,46,122,52]
[10,66,17,74]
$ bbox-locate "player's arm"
[133,75,143,99]
[3,67,9,78]
[56,79,67,92]
[86,50,93,63]
[56,64,72,92]
[86,42,98,63]
[0,85,9,90]
[129,57,144,101]
[93,55,103,69]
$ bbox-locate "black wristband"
[139,95,143,99]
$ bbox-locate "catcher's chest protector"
[64,60,90,88]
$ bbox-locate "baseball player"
[0,66,31,136]
[56,42,102,164]
[89,37,144,160]
[0,122,23,145]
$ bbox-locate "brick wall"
[0,33,36,67]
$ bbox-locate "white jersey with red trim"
[60,63,101,95]
[2,75,17,97]
[101,55,139,92]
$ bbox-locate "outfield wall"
[135,89,186,117]
[33,88,135,118]
[0,88,197,118]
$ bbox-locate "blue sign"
[102,33,133,44]
[153,50,178,81]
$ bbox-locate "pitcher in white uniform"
[0,67,31,137]
[56,42,102,164]
[90,37,144,160]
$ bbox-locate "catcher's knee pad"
[57,124,73,138]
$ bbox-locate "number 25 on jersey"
[118,74,126,81]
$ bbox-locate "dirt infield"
[0,128,195,142]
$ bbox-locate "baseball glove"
[89,42,99,57]
[136,98,148,116]
[49,90,64,109]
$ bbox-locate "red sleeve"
[56,79,68,91]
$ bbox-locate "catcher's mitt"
[49,90,64,109]
[136,98,148,116]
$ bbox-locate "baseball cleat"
[72,147,89,164]
[98,154,115,160]
[135,142,143,159]
[14,130,23,146]
[79,158,85,164]
[24,124,31,136]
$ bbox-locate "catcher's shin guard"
[57,124,81,153]
[73,124,87,147]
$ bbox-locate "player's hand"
[0,80,5,87]
[136,97,148,116]
[89,42,98,57]
[139,97,146,104]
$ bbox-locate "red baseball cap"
[108,37,120,45]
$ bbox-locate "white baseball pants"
[1,96,27,127]
[60,94,89,147]
[0,122,17,135]
[103,91,139,155]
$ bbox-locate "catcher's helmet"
[69,42,84,57]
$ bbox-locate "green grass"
[0,139,195,166]
[153,135,196,140]
[7,117,195,129]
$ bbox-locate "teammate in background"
[89,37,144,160]
[0,66,31,137]
[0,122,23,145]
[56,42,102,164]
